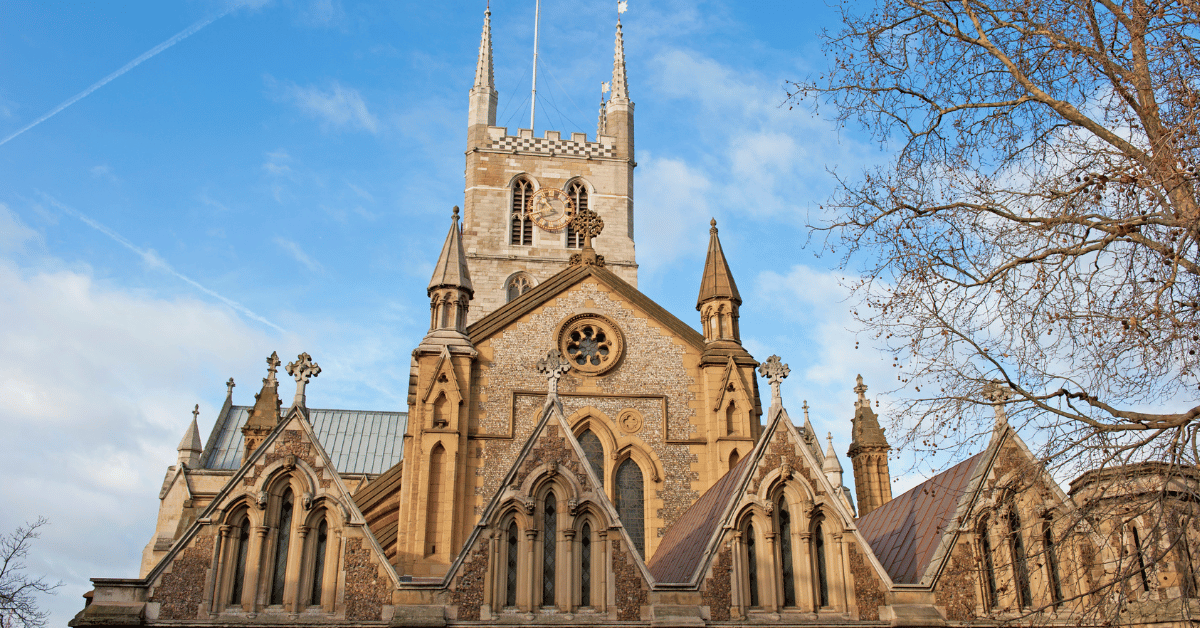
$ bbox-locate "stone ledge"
[878,603,947,627]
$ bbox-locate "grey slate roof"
[201,406,407,475]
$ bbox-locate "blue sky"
[0,1,914,624]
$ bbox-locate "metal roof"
[201,406,407,475]
[855,452,986,584]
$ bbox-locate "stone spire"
[697,219,741,310]
[847,375,892,517]
[242,352,283,464]
[418,207,477,355]
[177,404,203,468]
[822,432,844,488]
[473,6,494,91]
[609,18,629,102]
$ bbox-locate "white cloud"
[0,203,38,253]
[274,236,323,272]
[89,164,117,182]
[271,78,379,133]
[635,155,713,270]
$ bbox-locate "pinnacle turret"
[610,20,629,102]
[467,6,498,131]
[428,206,474,298]
[697,219,742,310]
[419,208,477,355]
[473,7,495,91]
[177,404,203,468]
[847,375,892,517]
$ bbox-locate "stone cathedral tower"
[461,8,638,323]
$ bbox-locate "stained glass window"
[815,522,829,607]
[779,501,796,607]
[579,430,604,488]
[1043,523,1063,606]
[616,459,645,557]
[310,517,328,606]
[230,518,250,606]
[543,493,557,606]
[581,523,592,606]
[1008,507,1032,606]
[746,524,760,607]
[505,521,518,607]
[270,489,294,605]
[979,519,998,609]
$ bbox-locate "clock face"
[529,188,576,232]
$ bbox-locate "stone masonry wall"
[848,541,885,621]
[934,537,979,621]
[449,540,489,621]
[701,546,733,621]
[471,280,701,546]
[151,533,214,620]
[344,538,392,621]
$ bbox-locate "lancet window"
[1131,524,1151,592]
[616,459,645,557]
[504,520,519,608]
[269,488,295,606]
[814,521,829,608]
[580,522,593,607]
[565,180,588,248]
[1009,506,1032,607]
[978,517,998,610]
[510,177,534,246]
[308,516,329,607]
[745,523,760,607]
[579,430,605,488]
[542,492,557,606]
[227,514,251,607]
[778,499,797,607]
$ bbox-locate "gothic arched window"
[579,430,605,488]
[565,180,588,248]
[505,273,534,303]
[745,522,760,607]
[778,499,797,607]
[978,517,998,610]
[580,522,593,607]
[511,177,534,246]
[1043,521,1063,607]
[728,450,740,469]
[309,516,329,606]
[229,516,251,607]
[505,520,519,607]
[814,521,829,608]
[725,401,737,436]
[270,488,294,606]
[1009,506,1032,607]
[616,459,645,557]
[425,444,445,556]
[542,492,557,606]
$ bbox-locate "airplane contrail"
[0,7,235,147]
[41,194,287,335]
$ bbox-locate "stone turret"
[697,219,748,357]
[418,207,476,356]
[847,375,892,517]
[241,352,283,464]
[177,405,203,468]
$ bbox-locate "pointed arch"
[578,429,605,489]
[510,175,534,246]
[505,272,536,302]
[615,458,645,558]
[812,518,829,608]
[425,443,447,556]
[729,449,740,469]
[564,179,590,249]
[269,487,295,606]
[977,515,998,610]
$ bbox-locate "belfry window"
[542,492,557,606]
[616,459,645,557]
[778,499,797,607]
[511,177,534,246]
[579,430,605,488]
[565,181,588,248]
[270,488,294,606]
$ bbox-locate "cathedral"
[72,9,1200,628]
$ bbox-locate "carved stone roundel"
[557,314,624,375]
[617,408,643,434]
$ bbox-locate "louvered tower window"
[579,430,605,488]
[511,177,534,246]
[565,181,587,248]
[542,493,557,606]
[270,489,294,606]
[616,459,645,557]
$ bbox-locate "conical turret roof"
[428,207,474,297]
[696,219,741,309]
[178,409,202,454]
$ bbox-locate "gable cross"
[537,348,571,403]
[226,377,235,396]
[757,355,790,408]
[982,380,1013,430]
[568,207,606,266]
[286,352,321,408]
[192,404,199,422]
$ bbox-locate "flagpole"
[530,0,540,131]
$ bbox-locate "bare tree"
[0,518,60,628]
[790,0,1200,619]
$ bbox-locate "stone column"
[765,532,780,612]
[289,525,310,613]
[730,531,745,619]
[246,526,270,612]
[830,531,847,613]
[597,530,609,614]
[482,532,497,619]
[798,532,814,612]
[210,525,233,614]
[525,529,539,613]
[562,529,577,612]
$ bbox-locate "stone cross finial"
[226,377,235,396]
[757,355,790,407]
[854,374,868,408]
[265,352,281,386]
[827,431,833,446]
[983,380,1013,430]
[536,348,571,400]
[193,404,199,421]
[286,352,321,408]
[568,207,606,266]
[710,218,718,234]
[802,400,810,422]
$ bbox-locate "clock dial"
[529,188,575,231]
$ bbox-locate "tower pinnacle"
[473,6,495,91]
[610,19,629,102]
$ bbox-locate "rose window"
[557,314,624,375]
